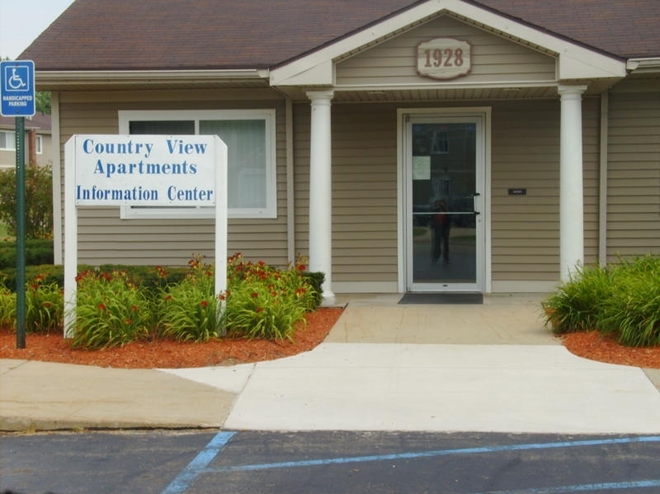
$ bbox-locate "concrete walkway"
[2,294,659,433]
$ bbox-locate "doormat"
[398,293,483,305]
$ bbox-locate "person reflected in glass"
[431,198,450,264]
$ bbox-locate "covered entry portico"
[271,0,626,300]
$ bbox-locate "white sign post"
[63,134,227,337]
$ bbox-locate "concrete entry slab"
[328,294,554,345]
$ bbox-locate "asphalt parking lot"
[2,430,660,494]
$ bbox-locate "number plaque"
[417,38,472,80]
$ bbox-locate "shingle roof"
[474,0,660,59]
[20,0,660,72]
[0,113,51,132]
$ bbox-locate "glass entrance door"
[406,116,484,292]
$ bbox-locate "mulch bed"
[2,309,659,369]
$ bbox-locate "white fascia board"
[271,61,334,87]
[271,0,626,86]
[36,69,268,86]
[558,51,626,79]
[627,58,660,74]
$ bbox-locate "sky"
[0,0,75,59]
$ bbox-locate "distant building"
[0,113,52,170]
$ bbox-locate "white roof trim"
[36,69,269,86]
[627,58,660,74]
[270,0,626,86]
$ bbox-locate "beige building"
[22,0,660,299]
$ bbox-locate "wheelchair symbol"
[4,67,29,92]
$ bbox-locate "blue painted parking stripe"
[206,435,660,473]
[161,431,236,494]
[479,479,660,493]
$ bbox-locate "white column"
[558,85,588,281]
[307,90,335,302]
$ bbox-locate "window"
[0,132,42,153]
[431,130,448,154]
[118,110,277,219]
[0,131,16,150]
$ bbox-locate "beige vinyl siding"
[294,103,399,283]
[336,15,556,88]
[57,89,289,267]
[491,101,559,281]
[491,98,599,281]
[606,88,660,259]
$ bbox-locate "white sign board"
[72,135,219,206]
[417,38,472,80]
[63,134,228,337]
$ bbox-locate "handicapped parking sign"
[0,60,36,117]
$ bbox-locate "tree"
[36,92,51,115]
[0,165,53,239]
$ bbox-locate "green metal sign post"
[15,116,26,349]
[1,60,36,349]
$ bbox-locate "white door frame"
[397,107,492,293]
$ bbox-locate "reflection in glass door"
[406,116,484,291]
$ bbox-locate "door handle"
[473,192,480,215]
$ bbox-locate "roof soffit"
[270,0,627,87]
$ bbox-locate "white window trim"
[0,130,16,150]
[36,135,43,154]
[118,109,277,220]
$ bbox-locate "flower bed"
[0,254,324,350]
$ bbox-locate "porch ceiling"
[332,86,558,103]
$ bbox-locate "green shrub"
[70,270,155,349]
[158,258,221,342]
[0,238,54,269]
[597,257,660,347]
[4,255,325,349]
[25,275,63,333]
[301,271,325,308]
[0,279,16,329]
[0,165,53,239]
[222,253,319,341]
[223,281,307,341]
[543,264,613,334]
[2,264,66,291]
[98,264,188,292]
[543,255,660,347]
[0,264,188,292]
[0,272,63,332]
